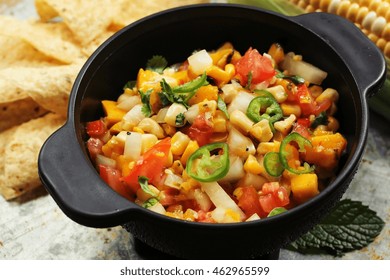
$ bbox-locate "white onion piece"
[184,104,199,124]
[155,107,169,123]
[227,127,256,159]
[218,155,245,183]
[95,154,116,168]
[194,188,212,212]
[124,132,142,161]
[246,213,261,222]
[227,91,255,115]
[187,49,213,76]
[148,202,166,215]
[122,104,145,129]
[280,52,328,85]
[117,95,141,111]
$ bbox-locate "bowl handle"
[38,124,139,228]
[294,12,386,97]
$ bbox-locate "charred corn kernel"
[274,114,297,135]
[137,118,165,138]
[250,119,273,142]
[244,154,262,175]
[291,173,319,204]
[141,133,158,154]
[132,126,144,134]
[230,49,242,64]
[315,88,339,103]
[206,64,235,87]
[210,42,235,68]
[266,85,288,103]
[189,84,219,105]
[183,209,198,221]
[268,43,285,65]
[198,100,217,115]
[161,123,176,136]
[171,131,191,156]
[109,121,123,134]
[281,102,302,117]
[180,140,199,166]
[102,100,127,126]
[257,141,281,155]
[230,110,254,134]
[170,160,184,175]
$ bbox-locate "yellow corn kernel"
[161,123,176,136]
[256,141,281,155]
[183,209,198,221]
[198,99,217,115]
[180,140,199,166]
[251,119,273,142]
[101,100,127,126]
[109,121,123,134]
[274,114,297,135]
[244,154,262,175]
[281,102,302,117]
[290,173,319,204]
[213,112,227,133]
[116,155,133,177]
[137,118,165,138]
[268,43,285,65]
[170,160,184,175]
[132,126,145,134]
[266,85,288,103]
[188,84,219,105]
[230,110,254,134]
[171,131,191,156]
[206,64,236,87]
[141,133,158,154]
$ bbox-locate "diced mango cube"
[290,173,319,204]
[102,100,126,126]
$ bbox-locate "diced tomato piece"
[188,114,213,146]
[235,48,276,86]
[86,119,107,138]
[87,138,104,160]
[292,118,312,139]
[122,138,171,193]
[259,182,290,214]
[99,164,133,200]
[296,84,316,116]
[312,99,332,116]
[237,186,267,218]
[197,210,215,223]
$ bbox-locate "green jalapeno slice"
[186,142,229,182]
[263,151,284,177]
[279,132,315,174]
[246,95,283,124]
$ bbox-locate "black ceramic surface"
[38,4,386,259]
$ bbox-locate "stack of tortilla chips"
[0,0,207,200]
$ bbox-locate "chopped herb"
[175,113,186,126]
[286,199,385,256]
[142,197,159,209]
[123,80,136,90]
[311,111,329,128]
[139,89,153,117]
[268,207,287,217]
[217,95,229,119]
[146,55,168,74]
[138,176,155,197]
[276,70,305,84]
[159,72,208,108]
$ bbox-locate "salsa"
[85,42,347,223]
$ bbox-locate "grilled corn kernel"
[180,140,199,166]
[274,114,297,135]
[230,110,254,133]
[250,119,273,142]
[171,131,191,156]
[257,141,281,155]
[244,154,262,175]
[315,88,339,103]
[281,103,302,117]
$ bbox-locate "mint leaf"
[146,55,168,74]
[286,199,385,256]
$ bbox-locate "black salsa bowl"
[38,4,386,259]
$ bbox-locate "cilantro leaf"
[142,197,159,209]
[138,176,155,197]
[311,111,329,128]
[175,113,186,126]
[146,55,168,74]
[139,89,153,117]
[217,95,229,119]
[276,70,305,85]
[286,199,385,256]
[245,71,253,90]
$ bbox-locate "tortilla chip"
[0,98,48,132]
[110,0,209,31]
[0,63,82,117]
[0,113,65,200]
[0,15,84,64]
[35,0,116,46]
[81,30,115,57]
[0,34,60,69]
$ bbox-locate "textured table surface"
[0,0,389,260]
